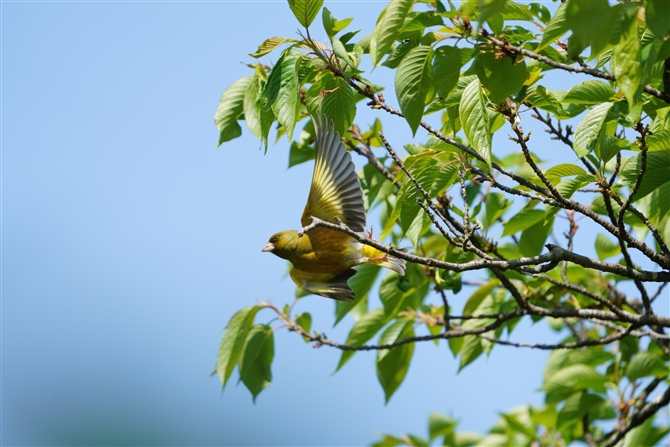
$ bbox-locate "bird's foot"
[367,226,374,238]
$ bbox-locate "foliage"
[213,1,670,445]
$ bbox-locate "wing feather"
[301,115,366,232]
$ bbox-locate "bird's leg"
[367,225,374,239]
[368,253,389,262]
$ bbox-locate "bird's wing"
[290,268,358,301]
[300,115,366,232]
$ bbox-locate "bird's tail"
[362,245,407,275]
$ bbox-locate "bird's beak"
[261,242,275,253]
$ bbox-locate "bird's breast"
[290,227,362,273]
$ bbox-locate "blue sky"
[3,1,667,445]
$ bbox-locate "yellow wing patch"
[301,115,366,232]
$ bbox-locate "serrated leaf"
[460,79,492,166]
[545,163,587,183]
[645,0,670,39]
[433,46,461,99]
[287,0,323,29]
[459,335,483,371]
[625,352,668,382]
[599,135,628,164]
[334,264,381,325]
[565,0,615,57]
[243,74,263,139]
[265,50,302,141]
[215,76,252,146]
[395,46,434,135]
[519,218,553,257]
[370,0,414,66]
[572,102,614,157]
[595,233,621,260]
[376,320,415,403]
[621,151,670,200]
[239,324,274,402]
[502,208,545,236]
[214,306,260,388]
[485,192,511,227]
[322,7,336,40]
[543,364,607,394]
[612,15,642,109]
[563,80,616,105]
[538,2,569,50]
[474,51,527,103]
[321,76,356,136]
[647,130,670,152]
[249,37,294,58]
[336,308,387,371]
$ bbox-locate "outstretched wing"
[301,115,366,232]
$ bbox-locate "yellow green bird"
[262,115,405,301]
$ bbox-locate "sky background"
[2,1,667,446]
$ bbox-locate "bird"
[262,115,406,301]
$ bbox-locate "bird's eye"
[271,235,279,243]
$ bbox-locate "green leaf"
[647,130,670,152]
[502,208,545,236]
[474,52,527,103]
[429,413,456,441]
[519,218,553,257]
[214,306,260,388]
[321,76,356,136]
[287,0,323,29]
[239,324,274,402]
[545,163,587,184]
[538,2,569,50]
[625,352,668,382]
[565,0,615,57]
[572,102,614,157]
[249,37,294,58]
[563,80,616,105]
[621,151,670,200]
[243,73,263,139]
[376,320,415,402]
[595,233,621,260]
[459,79,492,166]
[215,76,252,146]
[599,135,629,164]
[459,335,483,371]
[612,15,642,108]
[296,312,312,340]
[556,392,606,429]
[265,50,302,141]
[370,0,414,66]
[644,0,670,42]
[395,46,434,135]
[543,364,607,394]
[322,7,335,40]
[334,264,381,325]
[485,192,511,227]
[432,46,462,99]
[336,308,387,371]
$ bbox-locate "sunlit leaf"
[376,320,415,402]
[287,0,323,29]
[239,324,274,401]
[215,76,252,146]
[214,306,260,388]
[370,0,414,66]
[460,79,492,166]
[395,46,434,135]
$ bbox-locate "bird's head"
[261,230,299,259]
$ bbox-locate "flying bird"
[262,115,405,301]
